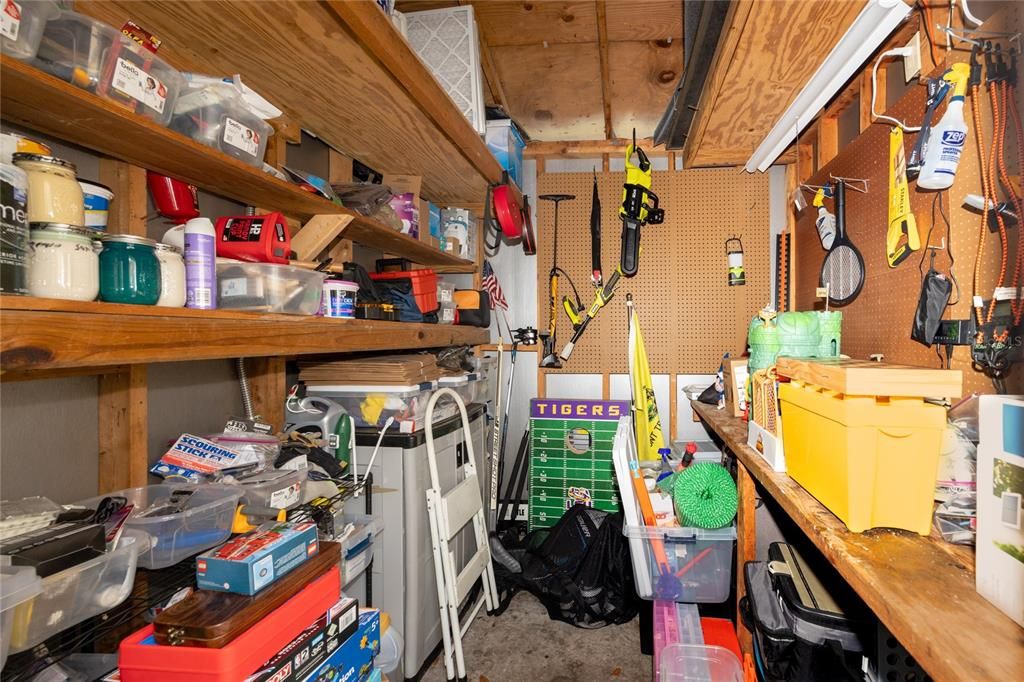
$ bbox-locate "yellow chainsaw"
[886,126,919,267]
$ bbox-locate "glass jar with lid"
[27,223,100,301]
[154,243,186,307]
[12,153,85,225]
[99,234,161,305]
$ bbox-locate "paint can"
[321,279,358,319]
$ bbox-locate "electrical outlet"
[904,32,922,82]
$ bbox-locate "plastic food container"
[171,81,272,167]
[340,513,382,587]
[7,533,141,654]
[622,523,736,602]
[34,10,182,126]
[0,563,42,670]
[659,644,743,682]
[99,233,161,305]
[28,222,101,302]
[76,485,241,569]
[229,467,306,510]
[485,119,525,187]
[0,495,63,540]
[307,382,448,433]
[216,262,326,315]
[78,179,113,230]
[1,0,59,61]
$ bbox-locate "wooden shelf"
[692,401,1024,682]
[0,56,475,271]
[0,296,488,372]
[75,0,517,210]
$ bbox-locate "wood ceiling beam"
[524,137,658,158]
[477,22,509,111]
[596,1,613,139]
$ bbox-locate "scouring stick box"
[528,399,626,530]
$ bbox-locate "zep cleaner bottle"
[918,63,971,190]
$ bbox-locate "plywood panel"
[473,1,598,46]
[685,0,867,167]
[605,1,682,42]
[793,4,1023,395]
[536,168,771,376]
[608,40,683,139]
[493,43,605,140]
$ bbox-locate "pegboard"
[536,168,771,376]
[794,3,1022,395]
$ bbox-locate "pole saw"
[560,136,665,362]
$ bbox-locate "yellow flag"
[629,306,665,460]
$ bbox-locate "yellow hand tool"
[887,126,920,267]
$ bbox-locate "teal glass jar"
[99,234,161,305]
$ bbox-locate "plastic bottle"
[184,217,216,309]
[918,63,971,190]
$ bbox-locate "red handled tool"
[215,213,292,264]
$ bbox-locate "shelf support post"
[247,356,287,432]
[98,365,148,492]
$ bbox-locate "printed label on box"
[269,482,301,509]
[1,0,21,41]
[150,433,247,480]
[223,117,259,157]
[112,57,168,113]
[252,553,275,592]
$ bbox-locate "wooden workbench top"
[691,400,1024,682]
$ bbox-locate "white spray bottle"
[918,63,971,190]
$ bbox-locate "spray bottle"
[917,63,971,190]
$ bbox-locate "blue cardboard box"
[300,609,380,682]
[196,522,319,595]
[246,598,359,682]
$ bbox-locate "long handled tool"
[487,337,504,529]
[620,134,664,276]
[560,266,622,362]
[538,194,576,368]
[496,327,536,505]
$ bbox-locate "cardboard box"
[383,174,421,238]
[723,357,749,417]
[197,522,319,595]
[299,609,380,682]
[444,237,461,255]
[245,598,359,682]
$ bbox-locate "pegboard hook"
[926,236,946,251]
[829,174,869,193]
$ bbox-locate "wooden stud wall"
[536,169,771,377]
[794,4,1023,395]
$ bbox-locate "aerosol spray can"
[184,217,216,309]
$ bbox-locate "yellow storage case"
[779,380,946,535]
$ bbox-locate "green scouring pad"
[673,462,738,529]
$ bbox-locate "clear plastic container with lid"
[13,153,85,225]
[154,242,186,307]
[0,562,42,671]
[33,10,183,126]
[99,233,161,305]
[216,262,326,315]
[0,0,59,61]
[623,522,737,602]
[27,222,100,301]
[171,81,273,167]
[659,644,743,681]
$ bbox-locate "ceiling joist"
[595,1,613,139]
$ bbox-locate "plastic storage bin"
[659,644,743,682]
[485,119,525,187]
[34,11,183,126]
[0,563,42,670]
[7,533,141,654]
[340,513,382,587]
[779,380,947,534]
[217,262,327,315]
[171,81,272,167]
[230,467,306,510]
[622,523,736,602]
[307,382,452,433]
[370,269,437,314]
[1,0,58,61]
[77,484,241,569]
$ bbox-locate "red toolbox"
[119,566,341,681]
[370,269,438,314]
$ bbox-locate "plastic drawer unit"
[7,534,142,654]
[77,484,241,569]
[341,404,486,678]
[622,523,736,602]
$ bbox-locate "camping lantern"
[727,237,746,286]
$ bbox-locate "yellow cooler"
[776,358,962,535]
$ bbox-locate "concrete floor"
[421,592,653,682]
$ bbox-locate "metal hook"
[926,237,946,251]
[939,24,1022,48]
[829,174,869,193]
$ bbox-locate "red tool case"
[119,566,341,681]
[369,269,438,314]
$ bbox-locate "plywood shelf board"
[693,401,1024,682]
[0,297,487,372]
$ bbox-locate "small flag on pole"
[482,260,508,311]
[629,301,665,461]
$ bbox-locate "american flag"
[482,260,508,311]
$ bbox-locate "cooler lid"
[775,357,962,398]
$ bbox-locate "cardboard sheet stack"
[299,354,446,385]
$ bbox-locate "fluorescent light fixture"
[745,0,912,173]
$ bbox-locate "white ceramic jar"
[27,222,100,301]
[154,242,186,307]
[12,153,85,225]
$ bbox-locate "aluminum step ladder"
[424,388,499,682]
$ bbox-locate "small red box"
[119,567,341,681]
[370,269,438,314]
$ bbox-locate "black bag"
[911,267,953,346]
[453,289,491,328]
[493,506,639,629]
